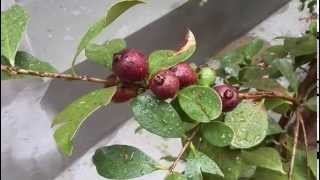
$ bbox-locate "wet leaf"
[53,87,117,156]
[225,101,268,149]
[85,39,126,70]
[148,30,196,77]
[131,94,185,138]
[178,85,222,122]
[241,147,286,174]
[201,121,234,147]
[93,145,159,179]
[72,0,144,68]
[1,5,30,66]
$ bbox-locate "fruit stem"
[239,91,299,106]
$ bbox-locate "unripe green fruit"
[197,67,216,87]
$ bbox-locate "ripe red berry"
[150,71,180,100]
[170,62,197,88]
[112,84,139,103]
[112,48,148,82]
[214,84,240,112]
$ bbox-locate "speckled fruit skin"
[214,84,240,112]
[170,63,197,88]
[112,84,139,103]
[150,71,180,100]
[112,48,148,82]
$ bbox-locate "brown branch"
[168,126,199,173]
[288,113,300,180]
[1,64,119,86]
[298,110,310,179]
[239,91,299,106]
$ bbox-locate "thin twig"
[1,64,118,86]
[168,127,199,173]
[288,113,300,180]
[297,110,310,179]
[239,91,299,106]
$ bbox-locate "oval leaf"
[242,78,288,95]
[85,39,126,70]
[93,145,159,179]
[71,0,144,70]
[241,147,286,174]
[284,35,317,57]
[201,121,234,147]
[131,94,185,138]
[225,101,268,149]
[178,85,222,122]
[165,172,187,180]
[53,87,117,156]
[148,30,196,76]
[304,96,317,112]
[1,5,30,66]
[273,59,299,93]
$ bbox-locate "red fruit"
[170,62,197,88]
[112,84,139,103]
[214,84,240,112]
[150,71,180,99]
[112,48,148,82]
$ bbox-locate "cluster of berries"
[108,48,240,112]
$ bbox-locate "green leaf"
[72,0,144,69]
[178,85,222,122]
[148,30,196,76]
[253,168,287,180]
[262,45,288,64]
[273,59,299,93]
[241,147,286,174]
[284,35,317,57]
[53,87,117,156]
[267,118,285,136]
[92,145,159,179]
[225,101,268,149]
[131,94,185,138]
[201,121,234,147]
[85,39,126,70]
[308,150,317,178]
[304,96,317,112]
[166,172,187,180]
[186,150,224,180]
[242,78,288,95]
[2,51,58,80]
[1,5,30,66]
[242,39,265,62]
[240,66,266,81]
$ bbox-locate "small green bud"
[197,67,216,87]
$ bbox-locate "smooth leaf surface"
[225,101,268,149]
[178,86,222,122]
[242,38,265,61]
[131,94,185,138]
[148,30,196,76]
[72,0,144,67]
[242,78,288,95]
[241,147,286,174]
[304,96,317,112]
[53,87,117,155]
[253,168,286,180]
[267,118,285,136]
[240,66,266,81]
[166,172,187,180]
[1,5,30,66]
[284,35,317,57]
[273,59,299,93]
[201,121,234,147]
[93,145,159,179]
[2,51,58,80]
[85,39,126,70]
[262,45,288,64]
[308,150,317,178]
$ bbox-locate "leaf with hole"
[1,51,58,80]
[53,87,117,156]
[225,101,268,149]
[201,121,234,147]
[241,147,286,174]
[85,39,126,70]
[148,30,196,77]
[131,94,185,138]
[178,85,222,122]
[1,5,30,66]
[93,145,159,179]
[72,0,144,68]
